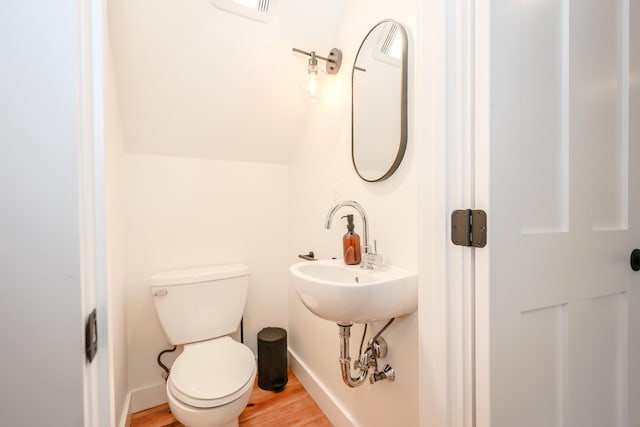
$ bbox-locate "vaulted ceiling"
[108,0,346,164]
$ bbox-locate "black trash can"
[257,327,288,392]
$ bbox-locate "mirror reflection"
[352,20,408,182]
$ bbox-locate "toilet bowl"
[150,264,254,427]
[166,337,256,427]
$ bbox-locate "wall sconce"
[292,48,342,98]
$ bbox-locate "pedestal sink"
[290,259,417,324]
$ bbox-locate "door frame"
[473,1,490,425]
[78,0,113,425]
[417,0,476,426]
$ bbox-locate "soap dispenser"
[341,214,361,265]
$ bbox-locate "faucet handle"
[362,240,383,269]
[361,240,378,255]
[364,252,384,268]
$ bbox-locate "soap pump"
[341,214,362,265]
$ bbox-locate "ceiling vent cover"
[373,22,403,67]
[211,0,275,23]
[380,23,399,56]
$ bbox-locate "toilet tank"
[150,264,249,345]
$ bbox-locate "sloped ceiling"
[108,0,345,164]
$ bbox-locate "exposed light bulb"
[308,67,319,98]
[306,52,320,101]
[292,47,342,103]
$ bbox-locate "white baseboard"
[288,348,355,427]
[128,382,167,414]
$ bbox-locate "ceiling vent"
[211,0,275,23]
[373,22,403,67]
[380,23,402,59]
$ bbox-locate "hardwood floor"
[130,371,332,427]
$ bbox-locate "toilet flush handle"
[153,289,168,297]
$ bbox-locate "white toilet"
[150,264,256,427]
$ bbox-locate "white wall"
[123,154,289,394]
[288,1,419,426]
[0,1,86,424]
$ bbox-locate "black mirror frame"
[351,19,408,183]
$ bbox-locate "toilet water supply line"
[338,318,396,388]
[157,345,178,380]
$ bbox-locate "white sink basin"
[290,259,417,324]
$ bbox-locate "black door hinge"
[85,308,97,363]
[451,209,487,248]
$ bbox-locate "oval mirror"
[352,20,408,182]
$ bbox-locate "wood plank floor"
[130,371,332,427]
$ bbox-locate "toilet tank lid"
[149,264,249,287]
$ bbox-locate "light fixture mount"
[292,47,342,75]
[325,48,342,75]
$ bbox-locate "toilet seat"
[168,337,256,409]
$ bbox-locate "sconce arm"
[292,47,342,74]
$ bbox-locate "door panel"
[479,0,639,426]
[519,0,569,234]
[571,0,629,231]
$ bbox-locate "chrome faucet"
[325,200,382,269]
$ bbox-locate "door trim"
[417,0,476,426]
[78,0,113,425]
[473,1,490,426]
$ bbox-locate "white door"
[0,1,112,425]
[475,0,640,426]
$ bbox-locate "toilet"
[150,264,256,427]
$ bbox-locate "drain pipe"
[338,324,369,387]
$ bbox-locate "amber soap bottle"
[341,214,361,265]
